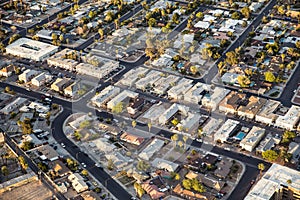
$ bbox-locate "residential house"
[119,67,149,87]
[256,133,281,153]
[184,82,210,104]
[127,98,145,115]
[255,100,280,125]
[51,160,71,177]
[120,132,144,146]
[107,90,138,110]
[37,144,59,161]
[275,105,300,130]
[0,97,28,114]
[219,91,246,114]
[0,65,15,77]
[201,87,230,111]
[237,96,267,119]
[51,78,73,92]
[68,173,88,193]
[135,70,161,91]
[105,152,130,169]
[47,48,79,71]
[152,158,179,172]
[221,72,239,85]
[64,82,78,97]
[158,104,189,125]
[152,75,180,95]
[214,119,239,143]
[215,159,232,179]
[288,142,300,163]
[31,72,53,87]
[139,139,164,161]
[167,78,193,100]
[18,69,39,83]
[240,126,265,152]
[91,86,120,108]
[91,138,116,153]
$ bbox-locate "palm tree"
[258,163,265,178]
[147,122,152,132]
[178,140,183,149]
[171,134,178,148]
[132,120,137,128]
[1,166,9,180]
[183,135,188,149]
[18,156,28,173]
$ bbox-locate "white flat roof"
[6,38,58,60]
[245,164,300,200]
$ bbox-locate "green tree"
[134,182,145,198]
[231,12,240,19]
[296,41,300,49]
[74,130,82,141]
[112,102,123,113]
[178,140,184,149]
[21,141,34,151]
[1,166,9,179]
[79,120,90,129]
[241,6,251,19]
[264,71,276,83]
[137,160,150,171]
[37,162,48,172]
[148,18,157,28]
[171,118,179,126]
[262,150,279,162]
[237,75,251,87]
[18,156,28,172]
[225,51,238,65]
[196,12,204,19]
[190,66,198,75]
[182,179,192,190]
[281,131,296,144]
[81,169,89,176]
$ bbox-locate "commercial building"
[255,100,280,125]
[214,119,239,143]
[275,105,300,130]
[158,104,189,125]
[107,90,138,110]
[18,69,39,83]
[240,126,265,152]
[31,72,53,87]
[91,86,120,108]
[47,48,79,71]
[245,164,300,200]
[6,38,58,61]
[184,82,211,104]
[237,96,267,119]
[139,139,164,160]
[167,78,193,100]
[201,87,230,111]
[219,91,246,114]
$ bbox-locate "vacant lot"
[1,180,53,200]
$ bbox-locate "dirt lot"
[1,180,53,200]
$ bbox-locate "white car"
[81,162,87,168]
[61,143,66,148]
